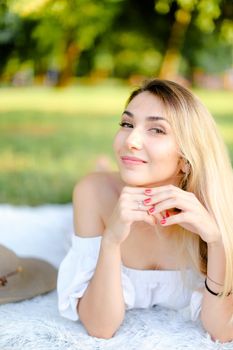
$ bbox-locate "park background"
[0,0,232,205]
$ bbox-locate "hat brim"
[0,257,57,305]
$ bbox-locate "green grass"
[0,84,232,205]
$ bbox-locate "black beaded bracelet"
[204,278,232,297]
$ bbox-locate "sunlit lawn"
[0,83,232,205]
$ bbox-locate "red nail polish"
[148,206,155,214]
[160,219,166,224]
[165,210,170,218]
[145,189,152,195]
[144,198,151,205]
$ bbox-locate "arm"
[201,241,233,342]
[73,175,155,338]
[142,184,233,342]
[73,175,124,338]
[78,235,125,339]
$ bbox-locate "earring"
[183,160,191,175]
[180,160,191,190]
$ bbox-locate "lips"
[120,156,147,164]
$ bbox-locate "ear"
[180,158,191,174]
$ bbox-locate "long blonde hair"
[127,79,233,296]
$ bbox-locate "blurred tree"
[0,1,40,81]
[91,0,165,79]
[90,0,232,80]
[7,0,119,85]
[154,0,233,79]
[1,0,232,83]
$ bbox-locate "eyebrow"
[122,110,169,123]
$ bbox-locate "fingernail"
[148,206,155,214]
[160,219,166,224]
[144,198,151,205]
[145,189,152,195]
[165,210,170,218]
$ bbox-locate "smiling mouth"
[120,156,147,164]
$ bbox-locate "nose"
[125,128,143,150]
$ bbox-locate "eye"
[119,122,133,128]
[149,127,166,135]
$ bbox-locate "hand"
[104,186,163,246]
[144,185,221,245]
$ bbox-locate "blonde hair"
[127,79,233,297]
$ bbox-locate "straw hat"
[0,245,57,304]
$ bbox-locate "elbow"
[85,323,119,339]
[81,316,121,339]
[87,328,116,339]
[201,311,233,343]
[209,331,233,344]
[83,319,123,339]
[78,305,124,339]
[202,322,233,343]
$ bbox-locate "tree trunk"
[159,9,191,80]
[57,41,80,86]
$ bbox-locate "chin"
[119,170,175,188]
[120,172,152,187]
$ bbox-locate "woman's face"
[113,91,183,187]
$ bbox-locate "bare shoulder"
[73,172,122,237]
[73,171,105,195]
[73,171,121,201]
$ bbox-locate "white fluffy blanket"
[0,204,233,350]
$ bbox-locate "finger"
[131,194,156,205]
[146,206,164,223]
[142,184,181,196]
[143,198,179,221]
[121,192,157,208]
[153,212,164,223]
[159,212,187,226]
[128,198,157,212]
[153,196,197,215]
[132,210,156,226]
[122,185,181,197]
[123,186,188,206]
[122,186,152,194]
[143,185,195,201]
[144,188,189,207]
[131,200,151,212]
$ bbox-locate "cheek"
[166,142,181,162]
[113,131,122,154]
[148,139,180,162]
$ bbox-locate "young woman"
[57,79,233,342]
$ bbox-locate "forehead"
[126,91,166,118]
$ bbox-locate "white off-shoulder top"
[57,235,204,322]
